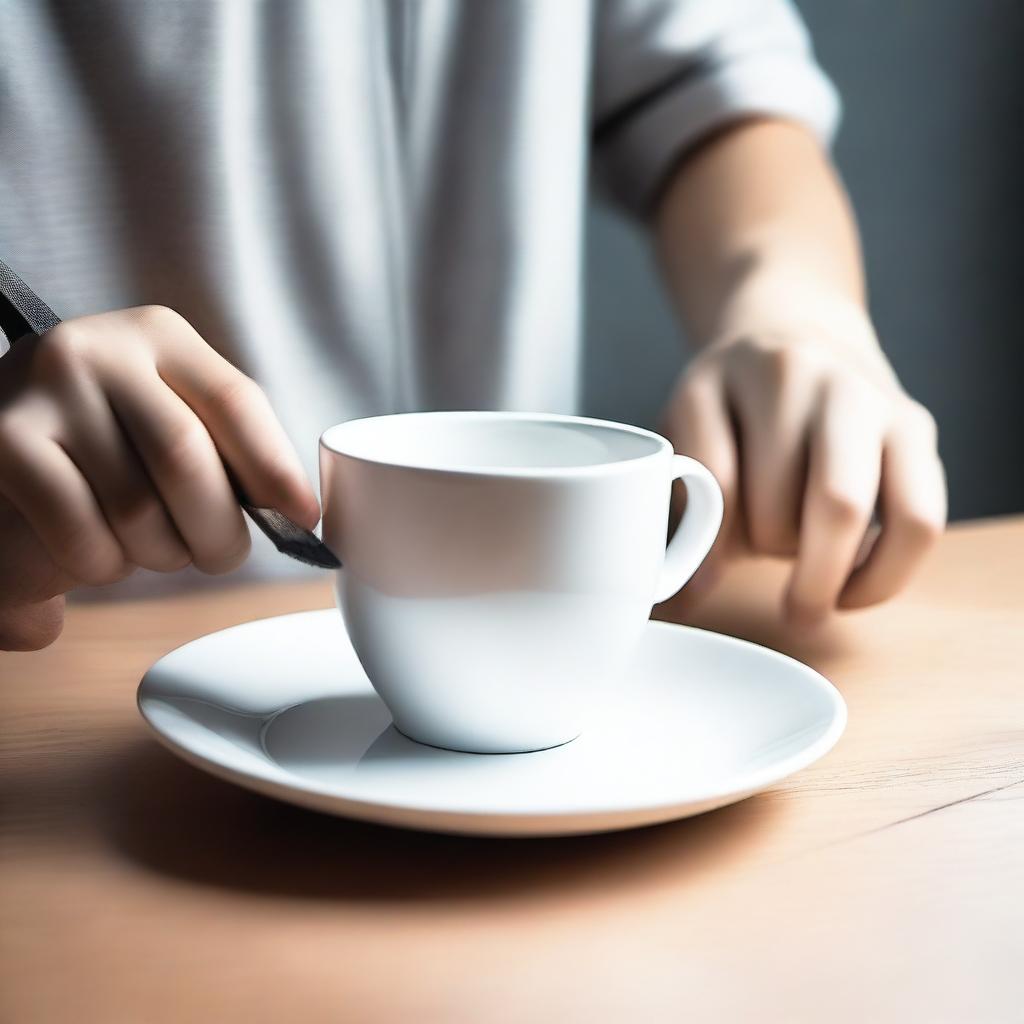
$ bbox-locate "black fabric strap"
[0,258,61,342]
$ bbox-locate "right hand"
[0,305,320,651]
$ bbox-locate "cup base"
[391,721,582,756]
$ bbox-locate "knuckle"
[677,360,720,394]
[904,401,939,443]
[816,487,869,527]
[678,373,722,416]
[258,454,305,504]
[153,422,213,481]
[106,486,165,533]
[761,343,796,384]
[139,546,192,574]
[785,587,829,625]
[194,528,251,576]
[752,339,808,385]
[33,323,89,379]
[723,334,762,363]
[60,531,126,585]
[901,508,945,549]
[51,517,125,585]
[748,521,798,558]
[835,377,885,417]
[206,373,262,417]
[75,554,127,587]
[105,493,192,574]
[733,338,821,398]
[107,560,136,584]
[221,527,253,569]
[164,548,194,572]
[666,379,708,440]
[133,304,186,335]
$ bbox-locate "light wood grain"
[2,518,1022,1023]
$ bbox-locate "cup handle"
[653,455,724,604]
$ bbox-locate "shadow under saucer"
[96,734,779,904]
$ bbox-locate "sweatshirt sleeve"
[592,0,841,217]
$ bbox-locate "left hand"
[662,303,947,623]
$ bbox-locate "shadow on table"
[97,736,780,904]
[96,574,849,905]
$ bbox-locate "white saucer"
[137,610,846,837]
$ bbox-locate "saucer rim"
[137,610,847,836]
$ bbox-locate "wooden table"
[2,517,1022,1023]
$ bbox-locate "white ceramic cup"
[319,412,722,753]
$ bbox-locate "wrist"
[696,266,878,355]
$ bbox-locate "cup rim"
[319,411,672,479]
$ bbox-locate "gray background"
[583,0,1024,521]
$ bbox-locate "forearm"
[656,118,869,350]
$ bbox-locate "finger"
[664,371,739,598]
[839,413,946,608]
[0,596,65,652]
[53,369,192,574]
[107,369,252,575]
[137,307,319,528]
[0,431,130,586]
[785,388,883,624]
[0,495,75,606]
[728,355,816,557]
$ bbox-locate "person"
[0,0,946,652]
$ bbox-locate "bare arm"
[657,118,864,343]
[656,119,946,622]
